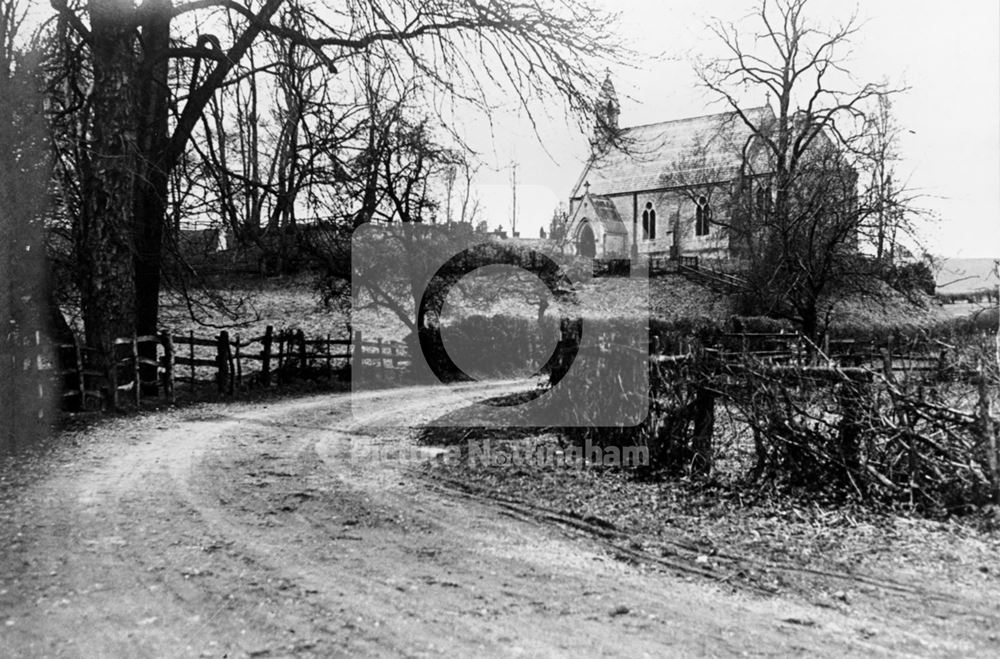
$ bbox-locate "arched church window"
[755,184,772,217]
[641,202,656,240]
[695,196,711,236]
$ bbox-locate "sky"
[465,0,1000,259]
[17,0,998,258]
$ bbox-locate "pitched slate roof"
[590,195,628,234]
[570,192,628,236]
[571,106,775,198]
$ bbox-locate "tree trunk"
[133,0,172,394]
[690,387,715,477]
[800,302,819,346]
[83,0,139,403]
[838,376,868,495]
[130,0,282,352]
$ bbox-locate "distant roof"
[571,106,775,198]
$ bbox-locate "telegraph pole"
[510,162,518,237]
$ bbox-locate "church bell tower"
[591,72,620,152]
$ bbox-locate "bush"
[728,315,796,333]
[891,260,937,296]
[417,313,565,381]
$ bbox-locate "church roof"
[571,106,775,198]
[590,195,628,234]
[569,192,628,235]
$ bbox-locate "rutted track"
[0,383,992,657]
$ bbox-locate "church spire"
[591,70,620,151]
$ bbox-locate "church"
[565,76,775,264]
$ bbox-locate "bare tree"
[454,155,483,226]
[440,149,481,226]
[855,92,927,270]
[44,0,621,396]
[697,0,908,340]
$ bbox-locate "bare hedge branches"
[554,320,999,515]
[693,335,999,514]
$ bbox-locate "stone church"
[566,76,775,263]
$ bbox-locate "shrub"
[417,313,565,381]
[891,261,937,296]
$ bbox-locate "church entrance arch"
[577,222,596,258]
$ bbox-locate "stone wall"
[587,188,732,259]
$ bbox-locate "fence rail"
[39,326,409,410]
[7,320,981,418]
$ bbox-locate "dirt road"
[0,383,994,657]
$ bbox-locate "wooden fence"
[51,327,409,410]
[652,330,977,384]
[1,331,54,451]
[19,323,981,415]
[648,254,698,276]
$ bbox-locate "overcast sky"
[20,0,996,257]
[468,0,1000,259]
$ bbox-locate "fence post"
[108,338,119,411]
[160,331,174,404]
[376,337,384,373]
[352,330,363,376]
[189,330,195,388]
[227,334,235,395]
[880,347,895,383]
[908,388,924,506]
[297,329,307,373]
[936,348,949,381]
[838,374,868,494]
[326,333,332,373]
[276,331,286,383]
[132,333,141,407]
[216,331,230,393]
[3,347,13,452]
[74,336,85,409]
[235,334,242,388]
[6,341,17,450]
[32,331,44,421]
[977,361,1000,505]
[261,325,273,387]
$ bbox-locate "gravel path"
[0,383,994,657]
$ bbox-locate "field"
[157,271,974,344]
[936,257,999,294]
